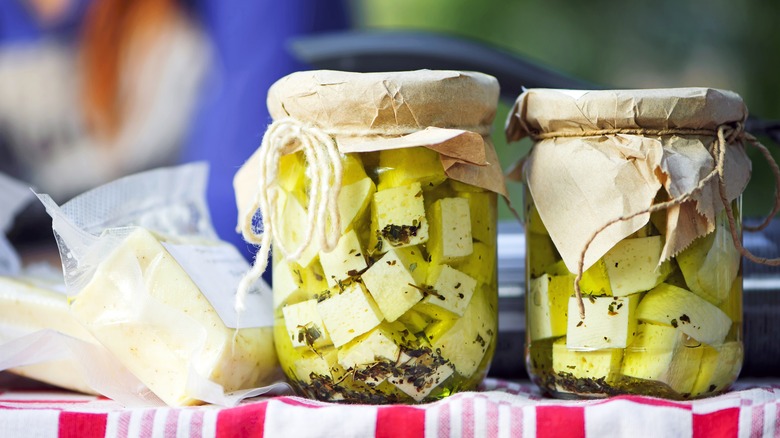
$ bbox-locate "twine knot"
[235,118,343,313]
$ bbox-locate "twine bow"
[235,118,343,313]
[532,123,780,319]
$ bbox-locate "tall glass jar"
[235,70,507,403]
[506,88,750,399]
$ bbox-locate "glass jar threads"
[507,88,750,399]
[235,70,508,403]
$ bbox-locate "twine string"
[530,124,780,319]
[235,118,343,313]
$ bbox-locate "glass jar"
[506,88,749,399]
[237,70,505,403]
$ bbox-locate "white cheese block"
[317,282,384,347]
[453,241,496,287]
[622,322,703,394]
[319,230,368,288]
[273,261,306,309]
[337,326,400,370]
[422,265,477,317]
[282,299,332,349]
[636,283,732,346]
[566,294,638,350]
[691,341,742,396]
[459,191,496,244]
[389,363,454,402]
[527,275,570,341]
[552,337,622,381]
[677,220,740,305]
[72,228,278,406]
[377,147,447,190]
[431,285,494,377]
[294,351,332,384]
[273,190,319,267]
[361,247,427,322]
[0,276,97,394]
[337,177,375,233]
[604,236,671,296]
[372,182,429,249]
[428,197,473,264]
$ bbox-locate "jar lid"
[267,70,499,134]
[507,88,747,142]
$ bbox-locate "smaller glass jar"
[506,88,749,399]
[237,70,506,403]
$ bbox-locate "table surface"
[2,378,779,438]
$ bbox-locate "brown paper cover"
[506,88,751,272]
[236,70,507,218]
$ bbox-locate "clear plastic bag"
[37,163,285,406]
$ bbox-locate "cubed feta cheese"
[282,299,332,349]
[636,283,732,346]
[317,283,384,347]
[622,322,703,394]
[552,337,622,381]
[453,242,495,287]
[422,264,477,316]
[428,197,473,263]
[604,236,671,296]
[459,191,496,244]
[377,147,446,190]
[361,247,427,322]
[389,363,454,402]
[337,326,400,369]
[691,341,742,396]
[528,274,570,341]
[273,190,319,267]
[566,294,638,349]
[372,182,429,249]
[319,230,368,288]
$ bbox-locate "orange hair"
[79,0,179,141]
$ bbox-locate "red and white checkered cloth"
[1,379,779,438]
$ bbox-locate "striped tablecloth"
[1,379,779,438]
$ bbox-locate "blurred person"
[0,0,208,201]
[0,0,351,263]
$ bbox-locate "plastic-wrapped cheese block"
[0,276,96,394]
[72,228,277,406]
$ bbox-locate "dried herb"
[381,223,420,246]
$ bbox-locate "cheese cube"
[636,283,732,346]
[397,309,429,334]
[421,265,477,317]
[319,230,368,288]
[389,363,454,402]
[428,197,473,263]
[337,177,375,233]
[604,236,671,296]
[431,286,494,377]
[372,182,429,249]
[377,147,446,190]
[453,241,495,287]
[317,282,383,347]
[272,261,312,309]
[528,274,570,341]
[277,152,307,202]
[361,247,427,322]
[691,341,742,396]
[552,338,622,381]
[72,228,278,406]
[282,299,332,349]
[717,276,742,323]
[459,191,496,244]
[273,190,319,267]
[677,221,740,305]
[337,326,400,369]
[547,259,612,296]
[294,351,332,383]
[567,294,638,349]
[341,153,369,185]
[622,322,703,394]
[527,233,559,278]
